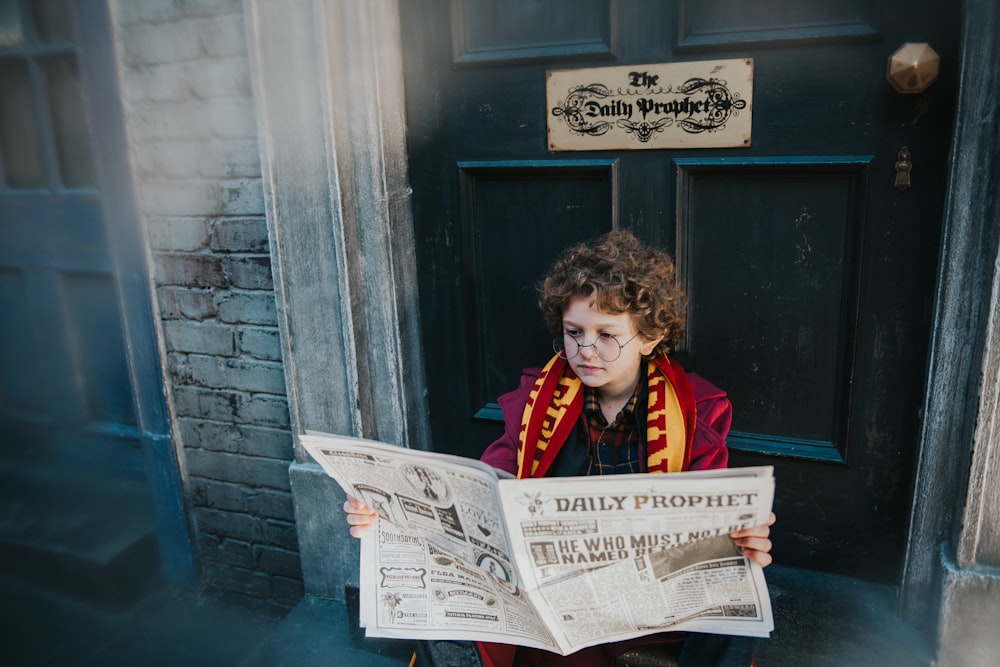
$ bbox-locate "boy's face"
[561,295,662,400]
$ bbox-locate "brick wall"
[113,0,302,608]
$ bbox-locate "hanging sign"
[547,58,753,151]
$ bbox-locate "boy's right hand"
[343,496,378,538]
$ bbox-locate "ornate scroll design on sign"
[547,59,753,151]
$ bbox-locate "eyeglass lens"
[553,333,631,362]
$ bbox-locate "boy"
[345,230,775,666]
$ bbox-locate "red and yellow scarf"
[515,353,697,479]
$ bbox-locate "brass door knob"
[886,43,939,93]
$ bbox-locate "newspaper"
[301,431,774,655]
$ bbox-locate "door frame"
[898,0,1000,630]
[80,0,194,585]
[245,0,1000,636]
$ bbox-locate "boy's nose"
[579,341,599,360]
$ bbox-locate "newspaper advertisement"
[300,432,559,650]
[301,432,774,655]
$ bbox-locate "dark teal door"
[0,0,191,583]
[402,0,959,583]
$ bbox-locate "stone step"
[243,594,416,667]
[252,568,935,667]
[0,466,161,610]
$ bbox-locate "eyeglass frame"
[553,331,640,362]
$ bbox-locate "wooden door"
[0,1,156,481]
[402,0,959,583]
[0,0,191,585]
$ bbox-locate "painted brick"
[121,21,201,66]
[116,0,300,607]
[188,57,252,100]
[164,320,237,356]
[179,418,238,452]
[209,98,257,139]
[194,508,297,551]
[219,178,265,215]
[131,101,213,141]
[202,562,272,599]
[176,354,286,394]
[201,534,254,570]
[147,217,210,252]
[269,575,305,608]
[135,141,206,180]
[143,180,221,217]
[238,393,290,428]
[216,291,278,326]
[253,545,302,579]
[198,140,261,179]
[173,386,289,427]
[124,63,186,104]
[225,256,273,290]
[187,450,292,491]
[156,286,182,320]
[135,139,260,182]
[260,518,299,551]
[197,13,248,57]
[118,0,244,26]
[247,489,295,521]
[211,217,268,253]
[164,352,187,379]
[157,287,218,321]
[181,420,291,459]
[194,507,259,542]
[238,326,282,361]
[190,478,245,512]
[180,0,246,20]
[173,386,238,421]
[155,253,227,288]
[115,0,166,25]
[239,425,294,460]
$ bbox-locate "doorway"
[401,0,959,583]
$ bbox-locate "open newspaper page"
[358,518,559,650]
[497,467,775,655]
[300,433,560,651]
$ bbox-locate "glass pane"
[0,59,47,187]
[43,55,96,187]
[0,0,24,48]
[33,0,73,43]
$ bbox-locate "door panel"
[451,0,616,65]
[0,0,140,477]
[403,0,958,583]
[676,0,878,50]
[677,158,870,462]
[460,160,618,420]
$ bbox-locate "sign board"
[547,58,753,151]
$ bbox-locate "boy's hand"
[343,496,379,538]
[731,512,776,567]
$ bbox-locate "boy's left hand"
[731,512,776,567]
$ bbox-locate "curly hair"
[539,230,686,356]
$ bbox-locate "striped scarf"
[516,353,697,479]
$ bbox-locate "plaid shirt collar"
[583,381,643,426]
[582,381,644,475]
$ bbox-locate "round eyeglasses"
[553,331,639,362]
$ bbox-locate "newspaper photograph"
[301,432,518,583]
[301,432,774,656]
